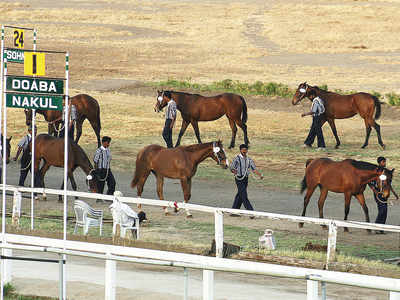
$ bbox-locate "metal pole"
[31,28,37,230]
[214,210,223,258]
[0,25,4,300]
[306,279,318,300]
[321,281,327,300]
[183,267,188,300]
[58,254,63,300]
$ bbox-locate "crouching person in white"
[110,191,146,241]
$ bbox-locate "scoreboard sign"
[6,76,64,94]
[4,49,24,63]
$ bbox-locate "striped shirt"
[230,154,256,179]
[94,146,112,169]
[62,104,77,122]
[165,100,177,120]
[311,97,325,116]
[17,134,32,151]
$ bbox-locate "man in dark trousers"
[301,89,326,150]
[14,125,37,187]
[368,156,399,234]
[94,136,116,199]
[229,144,263,218]
[161,91,177,148]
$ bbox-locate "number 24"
[13,30,24,48]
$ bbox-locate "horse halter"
[157,91,164,104]
[212,141,222,164]
[378,174,387,193]
[299,83,308,95]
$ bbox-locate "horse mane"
[350,160,377,171]
[183,142,213,152]
[168,90,203,98]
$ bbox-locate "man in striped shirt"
[230,144,263,216]
[94,136,116,197]
[162,93,177,148]
[301,90,326,150]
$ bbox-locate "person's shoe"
[302,144,312,148]
[316,147,326,151]
[249,216,255,219]
[375,230,385,234]
[230,213,241,217]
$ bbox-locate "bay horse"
[292,82,384,149]
[300,158,394,232]
[33,134,98,201]
[155,90,249,149]
[25,94,102,147]
[131,140,228,217]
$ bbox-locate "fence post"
[326,221,337,266]
[1,248,12,284]
[105,257,116,300]
[306,280,319,300]
[203,270,214,300]
[183,267,189,300]
[214,210,223,258]
[390,292,400,300]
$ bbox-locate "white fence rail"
[1,184,400,299]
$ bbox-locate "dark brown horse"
[292,82,383,149]
[33,134,98,201]
[300,158,394,232]
[25,94,102,147]
[0,135,11,164]
[155,90,249,149]
[131,140,228,217]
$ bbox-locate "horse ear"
[391,168,395,173]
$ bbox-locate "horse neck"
[39,110,60,122]
[75,147,94,175]
[357,169,378,185]
[186,143,214,165]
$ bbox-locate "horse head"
[292,82,313,105]
[377,167,394,199]
[86,171,99,193]
[211,140,228,169]
[24,109,33,126]
[155,90,171,112]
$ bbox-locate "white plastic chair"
[74,200,103,236]
[110,197,139,239]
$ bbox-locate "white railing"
[1,184,400,300]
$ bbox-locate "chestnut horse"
[155,90,249,149]
[292,82,383,149]
[131,140,228,217]
[33,134,98,201]
[300,158,394,232]
[25,94,102,147]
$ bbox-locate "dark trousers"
[162,119,173,148]
[96,168,116,195]
[304,115,325,148]
[232,176,254,210]
[375,200,388,224]
[59,122,75,140]
[19,151,31,186]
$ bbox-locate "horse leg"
[191,120,202,144]
[326,118,341,149]
[155,175,168,215]
[88,117,102,148]
[299,183,317,228]
[180,178,192,218]
[38,163,51,200]
[175,119,190,147]
[372,121,385,149]
[317,187,329,229]
[354,193,371,233]
[227,117,237,149]
[343,192,352,232]
[136,169,151,210]
[235,119,250,147]
[361,119,372,149]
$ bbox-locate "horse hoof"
[335,145,340,149]
[165,212,170,216]
[321,225,328,230]
[344,228,350,233]
[228,145,234,149]
[298,223,304,228]
[186,214,193,219]
[361,145,367,149]
[381,144,386,150]
[174,207,179,213]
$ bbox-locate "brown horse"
[25,94,102,147]
[33,134,98,201]
[292,82,383,149]
[131,140,228,217]
[300,158,394,232]
[155,90,249,149]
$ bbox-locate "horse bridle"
[212,142,225,164]
[157,91,164,104]
[298,83,309,100]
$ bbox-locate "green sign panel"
[4,49,24,63]
[6,93,63,110]
[6,76,64,95]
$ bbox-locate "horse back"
[70,94,100,117]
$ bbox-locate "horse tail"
[300,176,307,194]
[240,96,248,124]
[96,101,102,131]
[373,95,381,120]
[131,150,146,188]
